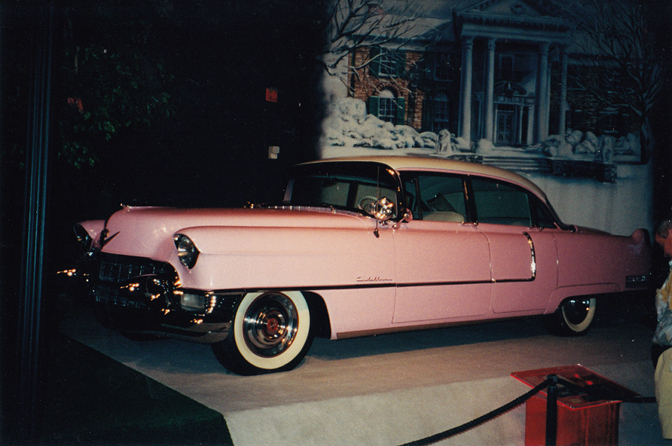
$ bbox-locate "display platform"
[60,306,664,445]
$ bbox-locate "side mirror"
[366,197,395,222]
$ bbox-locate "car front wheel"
[212,291,313,375]
[544,296,597,336]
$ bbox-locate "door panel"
[470,177,559,314]
[486,225,559,313]
[487,231,534,281]
[393,221,492,323]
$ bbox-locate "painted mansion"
[341,0,635,149]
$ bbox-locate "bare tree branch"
[320,0,434,80]
[566,0,667,124]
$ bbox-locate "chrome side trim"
[490,232,536,284]
[523,231,537,280]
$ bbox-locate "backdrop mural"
[319,96,653,237]
[318,0,668,237]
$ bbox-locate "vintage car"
[73,156,651,375]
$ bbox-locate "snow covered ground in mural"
[321,98,643,163]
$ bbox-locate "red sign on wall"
[266,87,278,103]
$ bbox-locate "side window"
[402,177,419,216]
[471,178,531,226]
[531,198,558,228]
[402,173,466,222]
[288,162,399,217]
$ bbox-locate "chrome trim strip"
[523,231,537,280]
[209,279,492,295]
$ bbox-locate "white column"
[527,106,534,145]
[558,47,568,138]
[516,106,524,146]
[484,38,496,142]
[534,42,550,142]
[459,37,474,145]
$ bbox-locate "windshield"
[283,162,400,217]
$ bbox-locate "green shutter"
[395,97,405,125]
[369,48,381,76]
[395,51,406,77]
[369,96,380,117]
[420,53,430,81]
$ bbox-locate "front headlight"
[174,234,199,269]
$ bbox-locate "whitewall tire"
[544,296,597,336]
[212,291,313,375]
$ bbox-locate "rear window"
[471,177,531,226]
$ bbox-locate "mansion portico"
[347,0,608,147]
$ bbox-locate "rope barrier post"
[400,365,655,446]
[545,374,558,446]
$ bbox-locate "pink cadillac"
[74,156,651,375]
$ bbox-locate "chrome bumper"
[92,275,241,344]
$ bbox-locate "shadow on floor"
[36,332,233,445]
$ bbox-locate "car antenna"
[374,166,380,238]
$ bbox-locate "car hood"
[96,205,371,261]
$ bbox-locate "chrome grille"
[93,285,147,309]
[98,254,174,283]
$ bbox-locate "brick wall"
[349,48,426,130]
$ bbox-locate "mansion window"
[432,53,452,81]
[601,111,619,134]
[378,90,397,122]
[498,54,514,81]
[369,48,405,78]
[369,89,405,125]
[567,65,586,91]
[605,72,621,94]
[379,50,397,77]
[432,93,450,132]
[597,107,627,135]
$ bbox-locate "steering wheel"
[357,196,378,210]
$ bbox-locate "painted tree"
[565,0,669,162]
[321,0,434,95]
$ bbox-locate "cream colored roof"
[310,155,549,201]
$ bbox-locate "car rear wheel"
[544,296,597,336]
[212,291,313,375]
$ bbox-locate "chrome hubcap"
[243,294,298,357]
[563,298,591,325]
